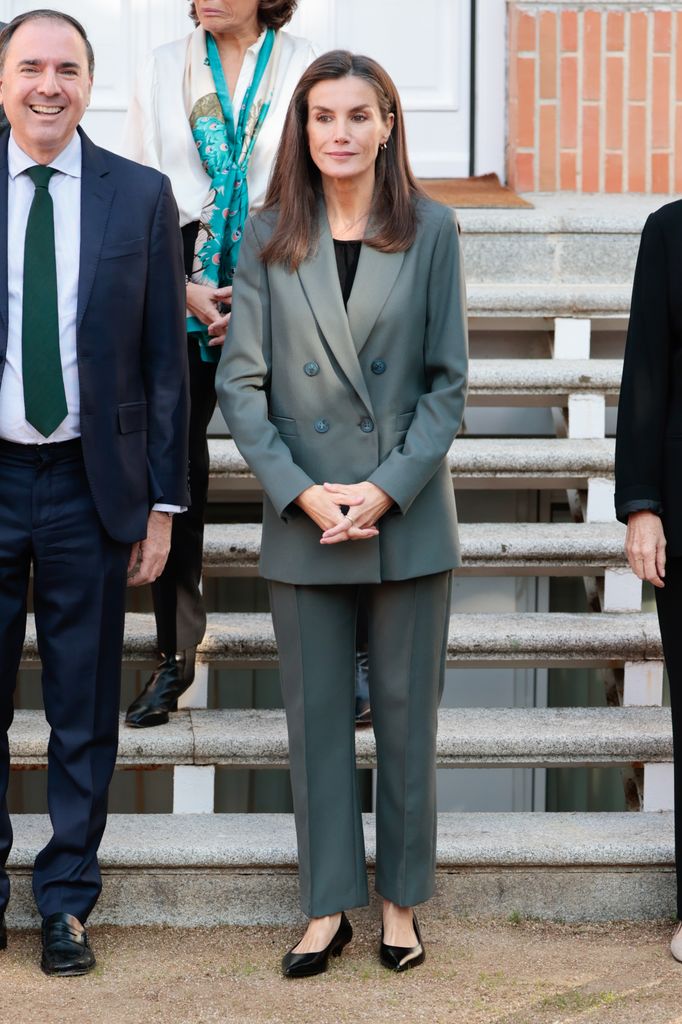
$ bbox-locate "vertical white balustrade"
[173,765,216,814]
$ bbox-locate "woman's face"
[194,0,260,35]
[306,76,393,184]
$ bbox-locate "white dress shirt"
[0,131,82,444]
[0,132,182,513]
[123,29,318,225]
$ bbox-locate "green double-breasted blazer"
[215,195,468,585]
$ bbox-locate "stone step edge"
[208,437,616,481]
[7,812,674,870]
[19,611,663,668]
[9,706,673,769]
[202,521,628,573]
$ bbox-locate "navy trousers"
[0,439,129,921]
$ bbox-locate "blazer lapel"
[297,204,373,413]
[77,129,115,330]
[347,244,404,355]
[0,134,9,339]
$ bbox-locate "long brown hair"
[260,51,424,270]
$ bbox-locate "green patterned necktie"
[22,164,68,437]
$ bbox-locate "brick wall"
[507,2,682,193]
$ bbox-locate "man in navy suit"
[0,10,189,974]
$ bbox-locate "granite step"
[19,611,661,669]
[9,706,672,769]
[459,195,654,291]
[5,811,675,925]
[467,358,622,406]
[202,521,628,577]
[466,283,631,320]
[208,437,616,493]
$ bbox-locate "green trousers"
[268,572,451,917]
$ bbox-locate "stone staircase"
[8,194,677,927]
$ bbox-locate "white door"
[0,0,192,149]
[291,0,472,177]
[0,1,473,175]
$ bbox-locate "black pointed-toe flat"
[0,914,6,951]
[380,913,426,973]
[282,912,353,978]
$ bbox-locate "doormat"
[419,172,533,209]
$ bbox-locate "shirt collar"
[246,28,268,58]
[8,130,82,181]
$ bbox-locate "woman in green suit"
[216,50,468,977]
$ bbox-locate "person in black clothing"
[615,201,682,963]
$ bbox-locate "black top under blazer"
[216,196,469,585]
[615,200,682,554]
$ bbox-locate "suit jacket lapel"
[297,203,374,413]
[347,243,404,355]
[0,134,9,340]
[77,128,114,330]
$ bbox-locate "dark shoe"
[355,698,372,727]
[41,913,95,976]
[0,914,6,950]
[380,913,425,972]
[125,649,195,728]
[282,912,353,978]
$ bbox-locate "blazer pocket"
[395,410,416,431]
[100,237,146,260]
[269,414,298,437]
[118,401,148,434]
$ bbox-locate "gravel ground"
[2,917,682,1024]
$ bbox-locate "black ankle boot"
[125,649,195,728]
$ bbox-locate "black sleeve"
[614,212,671,524]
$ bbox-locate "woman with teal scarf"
[123,1,317,724]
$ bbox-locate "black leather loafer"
[380,913,426,973]
[125,649,195,728]
[0,914,6,951]
[41,913,95,976]
[282,912,353,978]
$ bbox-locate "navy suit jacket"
[0,128,190,544]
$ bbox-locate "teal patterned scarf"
[187,27,279,361]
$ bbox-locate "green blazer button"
[314,419,330,433]
[360,417,374,433]
[371,359,386,374]
[304,361,320,376]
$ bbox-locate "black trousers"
[654,555,682,919]
[152,338,217,653]
[0,439,128,921]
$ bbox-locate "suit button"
[304,361,320,376]
[314,419,330,433]
[371,359,386,375]
[360,417,374,433]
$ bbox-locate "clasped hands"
[186,281,232,347]
[295,481,394,544]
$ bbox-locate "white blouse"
[123,28,318,226]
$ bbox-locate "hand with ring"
[294,484,379,542]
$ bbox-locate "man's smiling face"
[0,17,92,163]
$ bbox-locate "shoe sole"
[124,714,170,729]
[41,956,96,977]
